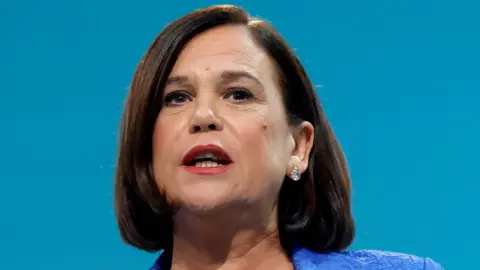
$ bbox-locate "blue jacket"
[150,246,443,269]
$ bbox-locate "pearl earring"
[290,164,301,181]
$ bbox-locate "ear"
[287,121,314,176]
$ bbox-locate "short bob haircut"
[115,4,354,254]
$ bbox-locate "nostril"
[190,123,217,133]
[192,126,201,133]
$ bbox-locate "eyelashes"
[163,87,254,107]
[163,91,191,106]
[223,87,254,102]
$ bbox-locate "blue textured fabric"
[150,246,443,269]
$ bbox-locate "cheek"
[153,114,186,155]
[228,108,269,145]
[233,108,290,171]
[152,118,171,158]
[238,114,290,200]
[265,116,291,165]
[152,122,168,183]
[151,116,183,184]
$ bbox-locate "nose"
[189,99,223,134]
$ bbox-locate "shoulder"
[292,248,443,270]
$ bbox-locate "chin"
[176,186,238,214]
[176,200,236,218]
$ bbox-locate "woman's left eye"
[224,88,253,102]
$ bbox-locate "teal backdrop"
[1,0,478,269]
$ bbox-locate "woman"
[115,5,443,270]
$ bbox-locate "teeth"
[193,152,220,162]
[195,161,222,167]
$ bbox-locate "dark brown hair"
[115,4,354,254]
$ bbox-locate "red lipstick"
[182,144,232,175]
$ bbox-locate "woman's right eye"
[163,91,192,106]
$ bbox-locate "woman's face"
[152,25,306,214]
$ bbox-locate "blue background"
[1,0,478,269]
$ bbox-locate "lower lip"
[183,163,232,175]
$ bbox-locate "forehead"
[171,25,276,79]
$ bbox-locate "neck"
[169,206,293,270]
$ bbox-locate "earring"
[290,164,301,181]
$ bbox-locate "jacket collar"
[150,246,326,270]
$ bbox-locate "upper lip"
[182,144,232,165]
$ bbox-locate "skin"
[152,25,314,270]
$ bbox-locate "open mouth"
[182,144,232,170]
[185,153,230,167]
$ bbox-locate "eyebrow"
[220,70,262,86]
[165,75,188,86]
[165,70,262,87]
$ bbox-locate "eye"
[163,91,192,106]
[224,88,253,102]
